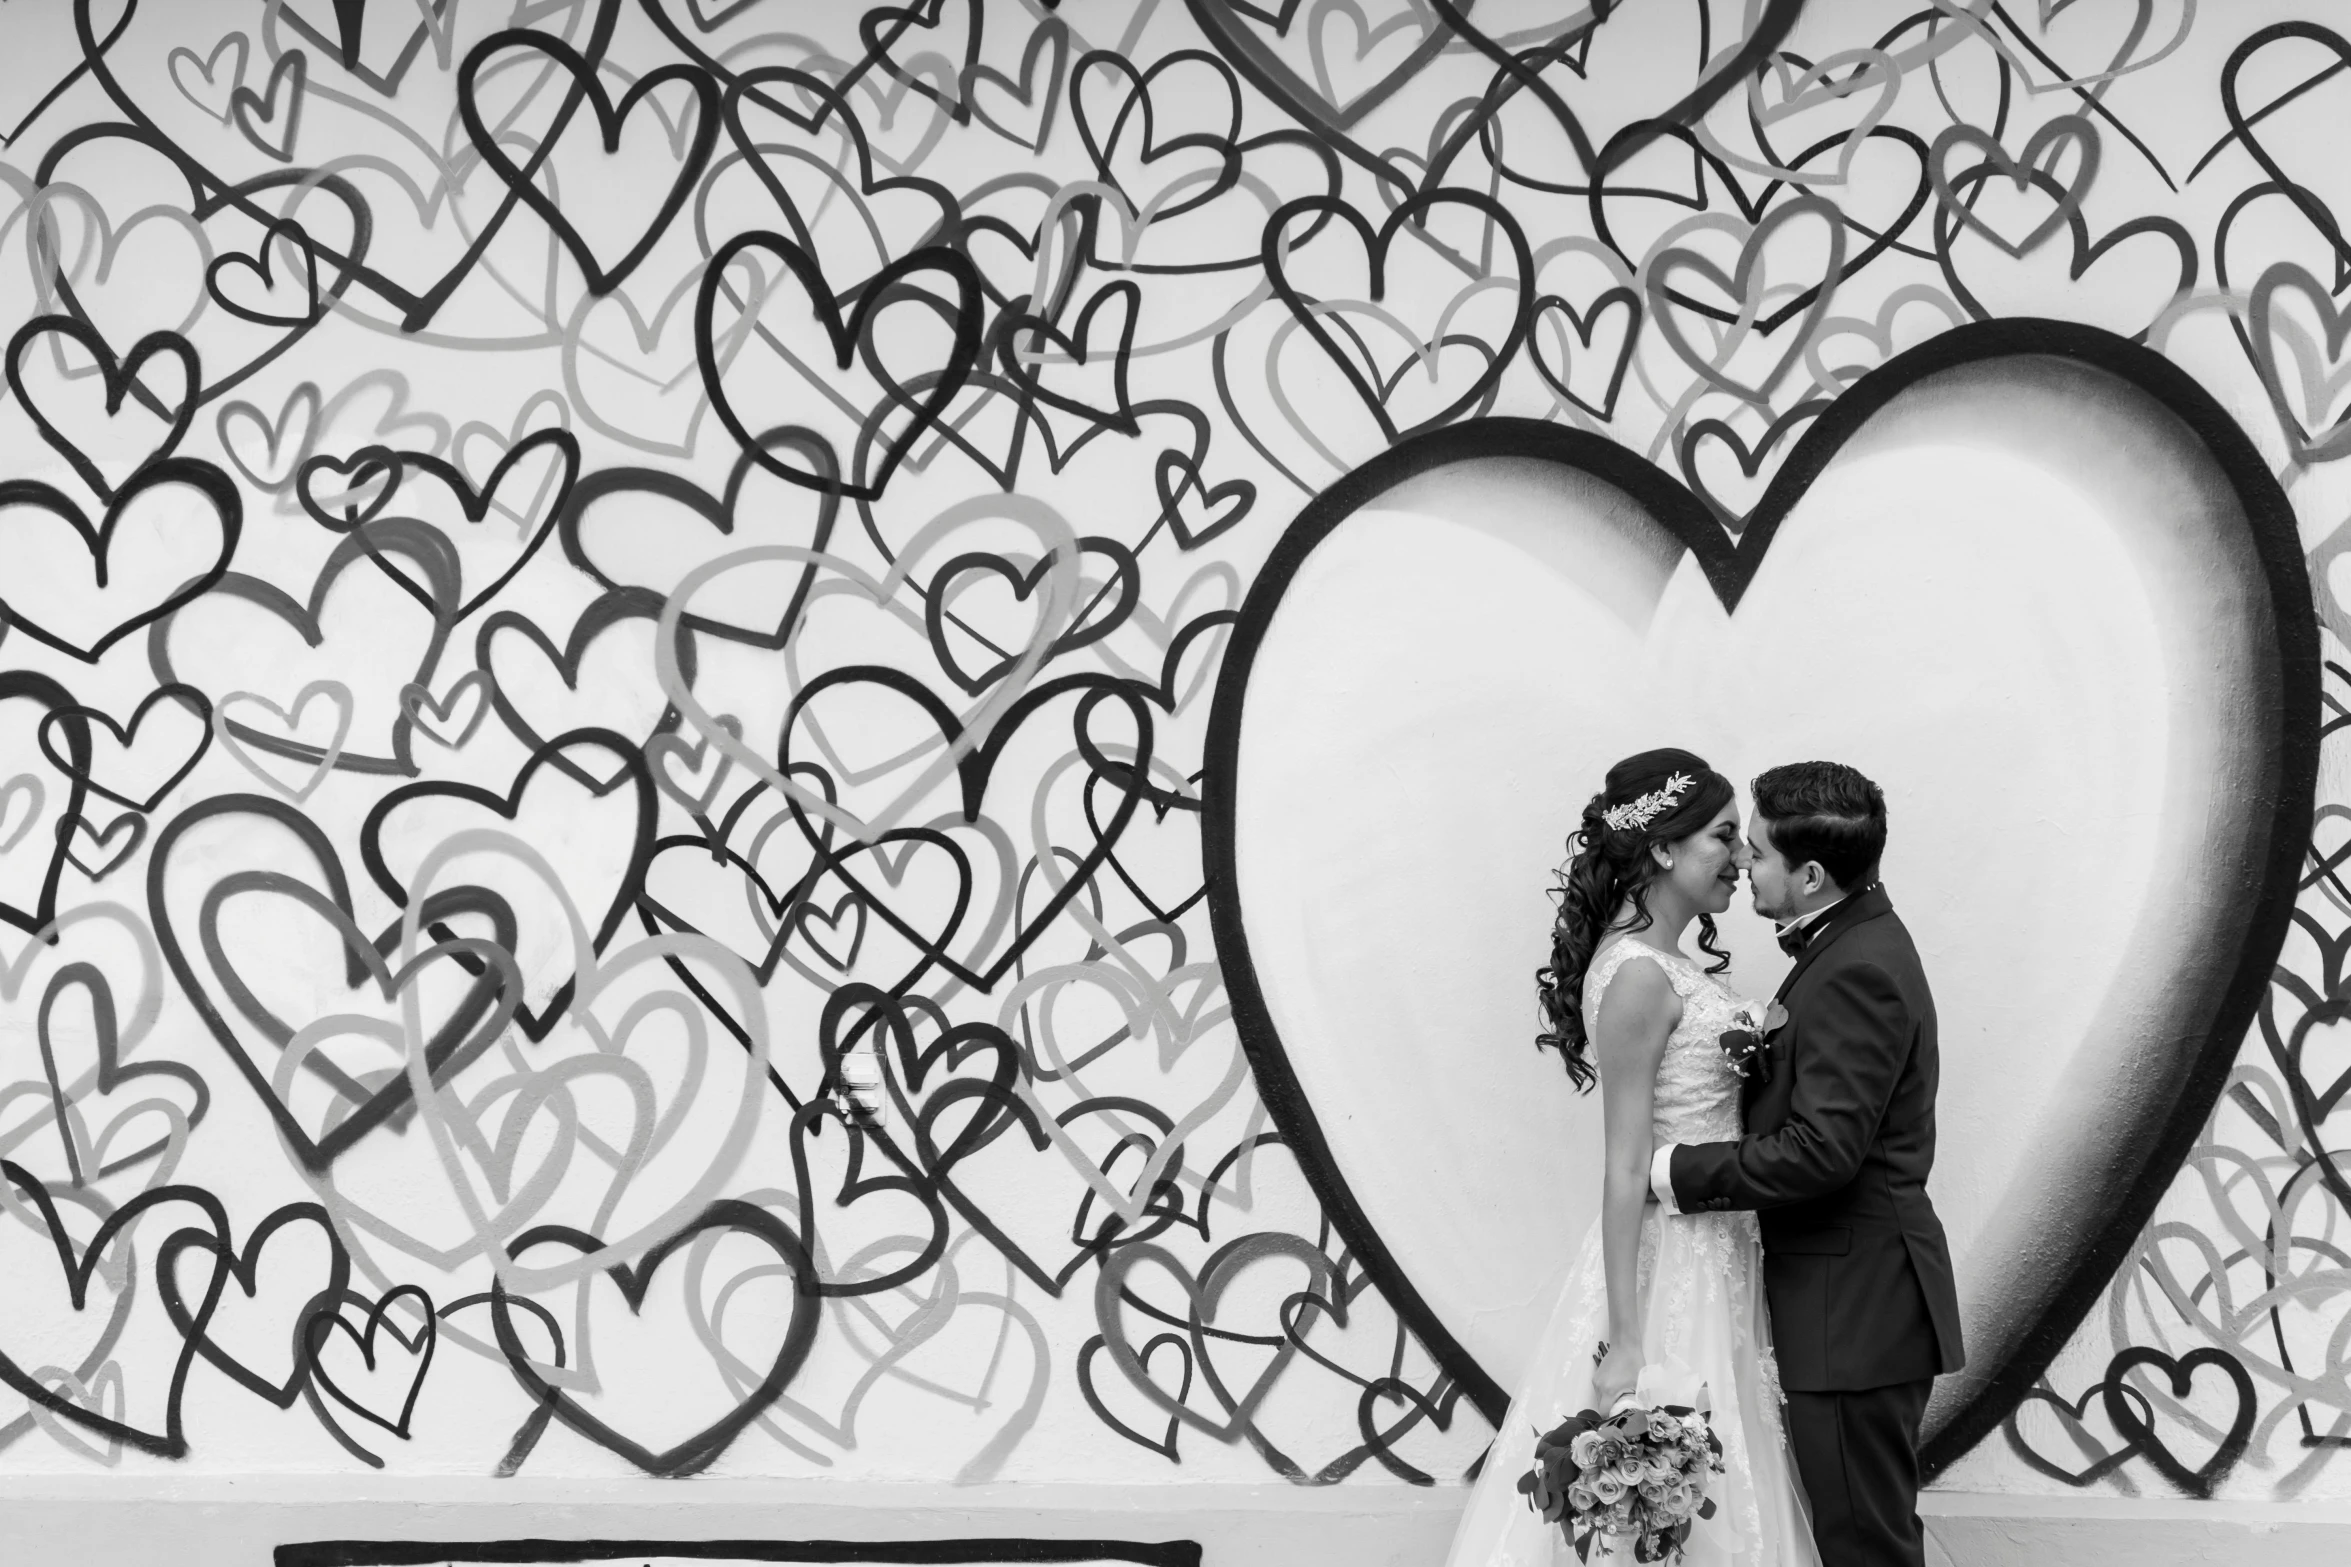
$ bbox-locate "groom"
[1650,762,1963,1567]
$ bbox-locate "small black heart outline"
[1260,187,1534,445]
[358,727,657,1043]
[2103,1346,2257,1499]
[64,809,147,882]
[0,1158,230,1459]
[475,586,703,786]
[0,457,243,662]
[489,1198,820,1476]
[784,1092,950,1300]
[2003,1374,2153,1488]
[924,536,1141,695]
[302,1284,439,1438]
[776,670,1155,993]
[37,683,212,813]
[5,316,198,501]
[458,31,720,295]
[696,228,985,504]
[557,422,842,650]
[157,1201,351,1410]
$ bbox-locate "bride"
[1445,748,1819,1566]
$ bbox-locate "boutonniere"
[1717,1000,1788,1083]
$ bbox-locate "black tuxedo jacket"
[1668,884,1965,1392]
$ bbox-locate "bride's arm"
[1590,955,1679,1409]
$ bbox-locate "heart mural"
[11,0,2351,1511]
[1203,320,2319,1474]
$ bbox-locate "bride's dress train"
[1445,941,1821,1566]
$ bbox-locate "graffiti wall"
[3,0,2351,1558]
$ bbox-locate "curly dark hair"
[1536,748,1735,1092]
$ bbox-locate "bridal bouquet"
[1516,1363,1726,1563]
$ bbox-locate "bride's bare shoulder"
[1589,942,1682,1036]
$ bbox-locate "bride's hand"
[1593,1342,1643,1412]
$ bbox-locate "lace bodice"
[1445,940,1810,1567]
[1581,938,1748,1142]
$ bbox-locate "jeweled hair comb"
[1600,772,1693,833]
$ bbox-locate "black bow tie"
[1775,924,1809,958]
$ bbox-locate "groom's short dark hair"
[1753,762,1887,891]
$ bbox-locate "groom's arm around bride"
[1652,763,1964,1567]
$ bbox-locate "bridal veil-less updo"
[1536,748,1736,1090]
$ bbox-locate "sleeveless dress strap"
[1584,939,1687,1036]
[1587,939,1694,1006]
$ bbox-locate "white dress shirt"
[1646,893,1851,1214]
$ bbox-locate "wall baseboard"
[0,1478,1453,1567]
[1920,1490,2351,1567]
[0,1480,2343,1567]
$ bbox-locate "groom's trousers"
[1784,1378,1933,1567]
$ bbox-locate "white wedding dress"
[1445,939,1822,1566]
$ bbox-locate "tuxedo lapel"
[1750,884,1894,1114]
[1771,883,1893,1006]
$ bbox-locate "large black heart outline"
[1200,319,2320,1477]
